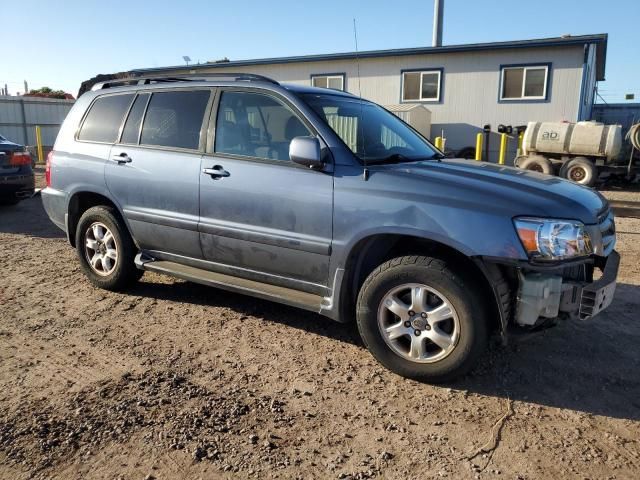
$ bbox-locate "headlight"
[514,217,592,261]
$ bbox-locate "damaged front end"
[515,251,619,327]
[480,206,618,331]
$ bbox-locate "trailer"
[514,121,631,186]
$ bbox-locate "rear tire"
[560,157,598,187]
[75,206,143,291]
[518,155,553,175]
[0,198,20,206]
[356,256,488,383]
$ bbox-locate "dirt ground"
[1,191,639,480]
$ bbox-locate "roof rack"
[91,73,279,91]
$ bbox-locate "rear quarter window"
[78,94,134,143]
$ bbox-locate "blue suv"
[42,74,619,382]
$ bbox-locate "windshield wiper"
[367,152,443,165]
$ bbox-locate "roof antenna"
[353,18,369,181]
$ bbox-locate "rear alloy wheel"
[560,157,597,187]
[357,256,488,383]
[76,206,143,291]
[84,222,118,276]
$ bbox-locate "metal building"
[593,103,640,137]
[129,34,607,162]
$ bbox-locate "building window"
[311,74,345,91]
[402,70,442,102]
[500,65,549,100]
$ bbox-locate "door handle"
[202,165,230,178]
[111,152,132,164]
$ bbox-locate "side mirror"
[289,136,324,170]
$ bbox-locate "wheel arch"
[337,232,509,334]
[66,189,132,248]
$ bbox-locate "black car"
[0,134,35,205]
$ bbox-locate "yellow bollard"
[475,132,483,161]
[434,136,442,150]
[517,131,524,157]
[498,133,508,165]
[35,126,44,164]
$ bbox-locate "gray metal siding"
[0,96,75,146]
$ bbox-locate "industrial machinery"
[516,121,626,187]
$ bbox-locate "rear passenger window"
[120,93,150,144]
[140,90,210,150]
[215,91,311,161]
[78,94,134,143]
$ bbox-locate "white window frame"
[500,65,549,101]
[402,70,442,102]
[311,74,345,91]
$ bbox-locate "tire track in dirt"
[0,332,142,403]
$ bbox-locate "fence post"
[35,126,44,164]
[475,133,483,161]
[498,133,508,165]
[19,98,29,146]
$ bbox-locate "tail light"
[45,151,53,187]
[9,151,32,166]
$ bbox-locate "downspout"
[577,44,589,121]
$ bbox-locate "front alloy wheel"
[378,283,460,363]
[357,256,488,382]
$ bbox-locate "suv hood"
[372,158,607,224]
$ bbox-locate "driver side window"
[214,91,311,162]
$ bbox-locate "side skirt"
[135,253,330,315]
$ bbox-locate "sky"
[2,0,639,102]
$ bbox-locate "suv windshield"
[299,93,440,164]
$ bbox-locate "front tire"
[75,206,142,291]
[356,256,488,383]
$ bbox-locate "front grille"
[597,207,616,256]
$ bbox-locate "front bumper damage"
[515,251,620,326]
